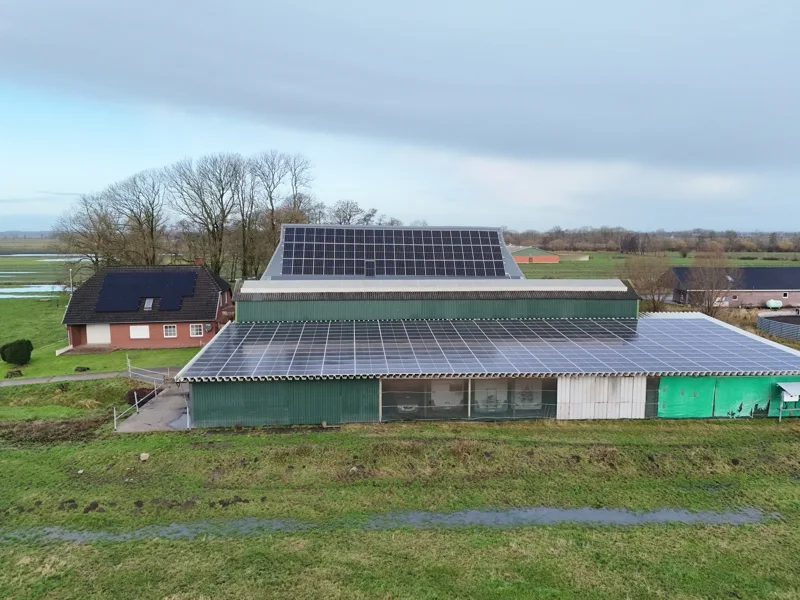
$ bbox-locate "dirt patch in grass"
[0,414,107,443]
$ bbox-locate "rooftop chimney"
[194,258,204,265]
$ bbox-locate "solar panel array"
[179,317,800,380]
[280,227,507,277]
[95,272,197,312]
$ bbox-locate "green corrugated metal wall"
[237,298,638,322]
[656,376,800,418]
[191,379,379,427]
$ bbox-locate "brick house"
[62,264,233,350]
[672,266,800,308]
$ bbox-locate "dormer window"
[143,298,154,311]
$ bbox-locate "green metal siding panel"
[714,376,800,418]
[191,379,379,428]
[237,299,638,322]
[656,376,800,419]
[656,377,716,418]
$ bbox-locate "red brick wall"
[108,322,218,349]
[728,291,800,308]
[513,255,560,264]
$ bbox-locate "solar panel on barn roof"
[279,226,508,277]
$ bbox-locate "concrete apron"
[116,386,190,432]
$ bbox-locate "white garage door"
[86,324,111,345]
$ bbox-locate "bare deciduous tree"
[250,150,289,241]
[687,254,741,317]
[53,194,123,272]
[618,255,672,312]
[285,153,314,210]
[167,154,243,275]
[328,199,364,224]
[106,169,169,265]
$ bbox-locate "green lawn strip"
[13,347,198,379]
[2,420,799,531]
[519,251,800,279]
[1,522,798,599]
[0,378,135,411]
[0,296,69,350]
[0,378,139,426]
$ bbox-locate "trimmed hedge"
[0,339,34,366]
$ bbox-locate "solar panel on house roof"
[176,314,800,381]
[95,272,197,312]
[280,226,507,277]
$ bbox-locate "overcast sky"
[0,0,798,231]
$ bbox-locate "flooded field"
[0,254,81,286]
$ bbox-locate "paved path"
[0,367,180,388]
[116,386,191,432]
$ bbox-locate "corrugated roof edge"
[177,368,800,383]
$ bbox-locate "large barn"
[176,225,800,427]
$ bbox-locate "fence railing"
[113,386,159,431]
[126,356,169,387]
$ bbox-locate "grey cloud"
[0,0,798,169]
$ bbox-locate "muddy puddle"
[0,507,773,543]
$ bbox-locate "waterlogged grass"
[1,419,800,598]
[0,254,71,285]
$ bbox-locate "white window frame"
[143,298,154,311]
[783,292,789,298]
[189,324,204,338]
[731,295,738,301]
[163,324,178,339]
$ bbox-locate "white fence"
[113,387,159,431]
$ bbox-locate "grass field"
[1,419,800,598]
[0,255,74,286]
[0,296,198,378]
[519,251,800,279]
[0,378,134,422]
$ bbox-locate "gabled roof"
[673,266,800,291]
[511,247,557,257]
[261,224,525,280]
[63,265,231,325]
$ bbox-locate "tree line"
[54,151,400,281]
[504,227,800,255]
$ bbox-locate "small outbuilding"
[62,264,233,351]
[511,247,560,264]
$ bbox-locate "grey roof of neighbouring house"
[673,266,800,291]
[62,265,231,325]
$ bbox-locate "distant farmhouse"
[62,264,233,351]
[510,246,560,264]
[672,266,800,308]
